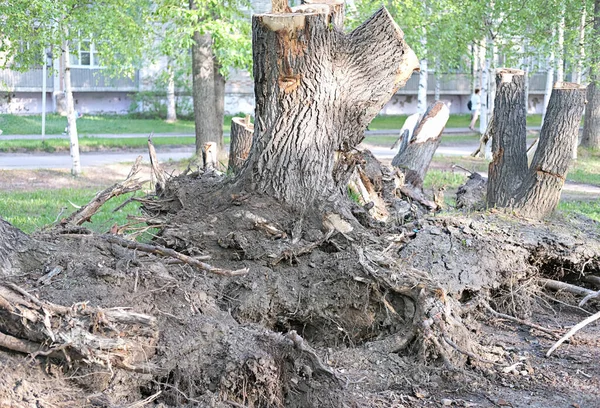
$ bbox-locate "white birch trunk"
[478,39,489,155]
[556,7,565,84]
[417,36,428,114]
[166,63,177,123]
[575,4,587,84]
[63,41,81,177]
[434,59,440,101]
[542,45,556,126]
[472,44,479,92]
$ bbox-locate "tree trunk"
[166,63,177,123]
[392,101,449,190]
[479,40,489,136]
[417,36,428,114]
[556,8,565,84]
[190,0,218,156]
[0,218,30,277]
[239,5,418,208]
[486,69,528,208]
[582,0,600,148]
[542,40,555,126]
[228,116,254,175]
[63,41,81,177]
[434,60,440,102]
[513,83,587,219]
[214,64,226,150]
[574,3,586,84]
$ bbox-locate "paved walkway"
[0,126,544,140]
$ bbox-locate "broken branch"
[546,310,600,357]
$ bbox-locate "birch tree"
[0,0,153,176]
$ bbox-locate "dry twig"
[482,302,561,339]
[546,310,600,357]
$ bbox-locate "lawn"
[0,187,146,234]
[0,113,544,135]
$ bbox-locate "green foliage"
[0,0,154,78]
[347,186,362,204]
[423,170,467,189]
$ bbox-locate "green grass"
[0,188,145,234]
[0,113,236,135]
[369,114,543,130]
[0,113,544,136]
[0,136,233,153]
[569,148,600,186]
[557,199,600,222]
[423,170,468,189]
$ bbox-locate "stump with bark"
[485,70,587,220]
[228,116,254,175]
[392,101,449,190]
[237,3,419,209]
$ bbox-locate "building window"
[69,40,101,68]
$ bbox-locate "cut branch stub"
[486,69,528,208]
[299,0,345,27]
[391,101,449,190]
[241,5,419,208]
[512,83,587,219]
[228,117,254,175]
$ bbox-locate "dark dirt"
[1,163,600,408]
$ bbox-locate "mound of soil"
[1,168,600,408]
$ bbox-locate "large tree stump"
[228,116,254,175]
[486,69,529,208]
[391,101,449,190]
[512,83,587,219]
[238,3,419,209]
[0,218,31,277]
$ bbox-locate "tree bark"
[228,116,254,175]
[392,101,449,190]
[513,83,587,219]
[214,64,226,150]
[582,0,600,148]
[190,0,218,156]
[486,69,528,208]
[63,41,81,176]
[0,218,30,277]
[166,63,177,123]
[239,5,418,209]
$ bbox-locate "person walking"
[469,88,481,131]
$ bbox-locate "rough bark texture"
[0,218,30,277]
[64,41,81,176]
[391,101,449,190]
[513,83,587,219]
[190,1,218,155]
[582,81,600,148]
[214,64,226,149]
[228,116,254,175]
[240,6,418,209]
[300,0,344,27]
[486,69,528,208]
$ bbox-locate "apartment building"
[0,0,551,117]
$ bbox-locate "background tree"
[582,0,600,148]
[155,0,252,155]
[0,0,153,176]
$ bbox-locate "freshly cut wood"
[299,0,345,27]
[238,5,419,208]
[61,156,144,226]
[0,283,158,373]
[487,69,528,208]
[228,116,254,175]
[148,134,167,194]
[513,83,586,219]
[392,101,449,189]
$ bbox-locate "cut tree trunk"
[239,4,419,209]
[190,1,218,156]
[63,41,81,177]
[486,69,528,208]
[512,83,587,219]
[228,116,254,175]
[392,101,449,190]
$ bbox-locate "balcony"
[0,68,54,92]
[71,68,139,92]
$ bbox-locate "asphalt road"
[0,144,476,170]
